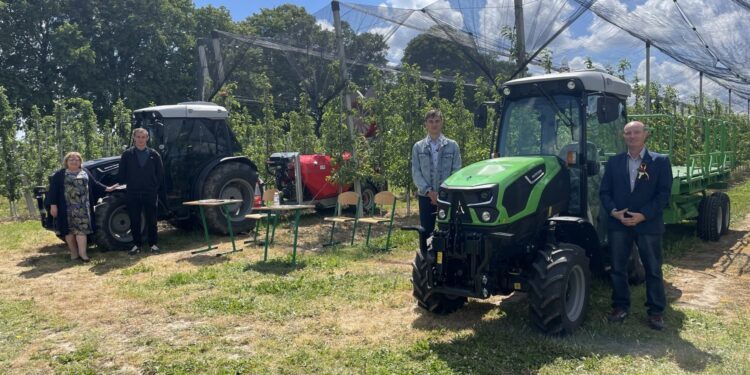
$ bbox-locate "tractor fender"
[546,216,602,262]
[192,156,259,200]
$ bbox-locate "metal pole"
[728,89,732,114]
[699,71,704,114]
[332,1,362,215]
[197,44,209,101]
[645,41,651,114]
[211,38,225,85]
[514,0,526,72]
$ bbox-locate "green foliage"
[0,86,21,202]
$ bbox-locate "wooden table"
[252,204,315,264]
[183,199,244,256]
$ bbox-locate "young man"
[117,128,164,255]
[599,120,672,330]
[411,109,462,244]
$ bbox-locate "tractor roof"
[133,101,229,119]
[504,69,632,98]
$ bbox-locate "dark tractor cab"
[35,102,259,250]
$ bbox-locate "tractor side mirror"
[597,96,620,124]
[473,103,489,129]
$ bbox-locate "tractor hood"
[443,156,547,188]
[438,156,569,226]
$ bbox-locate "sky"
[193,0,750,112]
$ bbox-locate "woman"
[48,152,115,262]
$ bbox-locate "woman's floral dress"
[64,170,92,235]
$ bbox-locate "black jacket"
[47,167,107,236]
[117,147,164,194]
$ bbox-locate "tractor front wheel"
[529,242,591,335]
[93,193,144,251]
[411,245,467,314]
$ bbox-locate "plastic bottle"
[273,191,280,206]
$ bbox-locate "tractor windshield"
[498,94,581,160]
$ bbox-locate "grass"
[1,181,750,373]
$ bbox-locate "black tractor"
[34,102,259,250]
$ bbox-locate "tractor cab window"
[499,95,581,160]
[585,94,627,159]
[584,93,626,236]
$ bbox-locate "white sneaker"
[150,245,160,254]
[128,245,140,255]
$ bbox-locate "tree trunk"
[406,186,411,216]
[24,190,37,217]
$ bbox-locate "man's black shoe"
[128,245,140,256]
[607,308,629,323]
[648,314,665,330]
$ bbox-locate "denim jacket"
[411,134,462,196]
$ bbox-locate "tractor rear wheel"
[411,244,467,314]
[93,193,144,251]
[697,194,722,241]
[529,242,591,335]
[202,162,258,234]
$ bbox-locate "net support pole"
[699,71,704,114]
[729,89,732,114]
[197,43,209,101]
[645,41,651,114]
[332,0,363,216]
[514,0,526,72]
[211,38,225,85]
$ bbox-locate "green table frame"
[253,204,315,264]
[183,199,244,256]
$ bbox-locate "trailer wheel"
[627,244,646,285]
[411,245,467,314]
[93,193,144,251]
[202,162,258,234]
[697,194,722,241]
[713,192,730,235]
[529,242,591,335]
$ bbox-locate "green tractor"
[408,69,644,335]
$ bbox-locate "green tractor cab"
[409,70,637,335]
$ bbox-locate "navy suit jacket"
[599,148,673,234]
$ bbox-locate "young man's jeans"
[418,195,437,245]
[126,192,158,247]
[609,229,666,316]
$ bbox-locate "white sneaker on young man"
[150,245,160,254]
[128,245,140,255]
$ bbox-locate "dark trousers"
[609,229,666,315]
[418,195,437,244]
[126,192,158,247]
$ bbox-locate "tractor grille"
[438,184,498,223]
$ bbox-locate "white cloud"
[316,19,334,32]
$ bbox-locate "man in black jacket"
[117,127,165,255]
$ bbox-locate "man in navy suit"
[599,120,672,330]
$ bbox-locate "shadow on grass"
[177,254,229,266]
[410,280,719,374]
[244,258,306,275]
[664,223,750,274]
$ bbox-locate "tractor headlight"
[438,209,447,220]
[567,80,576,90]
[502,87,511,96]
[481,211,492,222]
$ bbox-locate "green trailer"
[630,114,735,240]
